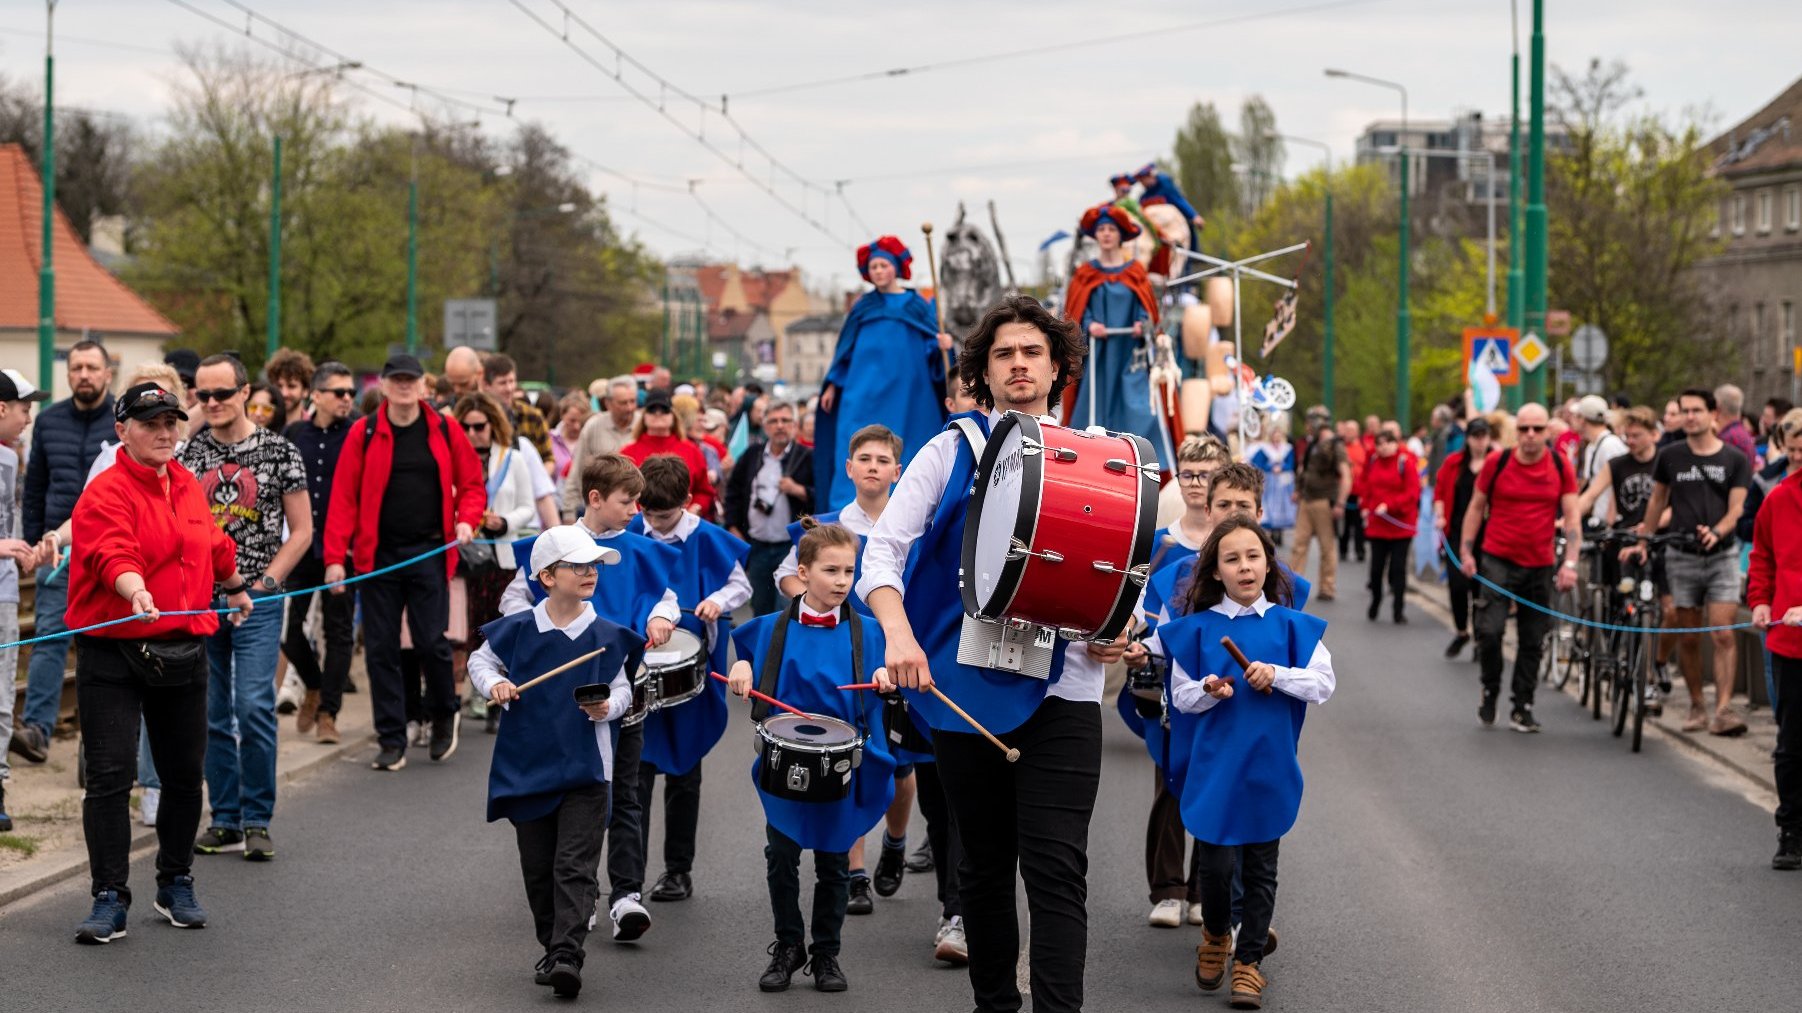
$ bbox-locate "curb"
[0,731,375,910]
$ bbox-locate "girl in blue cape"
[814,236,954,511]
[1147,514,1335,1008]
[728,523,896,995]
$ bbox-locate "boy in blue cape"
[625,455,750,905]
[468,525,643,999]
[501,453,679,945]
[1141,515,1335,1008]
[728,523,896,995]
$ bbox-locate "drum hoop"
[959,411,1044,621]
[758,714,862,754]
[644,630,704,671]
[1090,431,1160,643]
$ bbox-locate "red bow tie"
[799,612,838,628]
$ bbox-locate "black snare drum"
[882,693,933,755]
[756,713,863,802]
[643,629,707,709]
[620,667,650,727]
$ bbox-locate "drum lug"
[1005,537,1064,564]
[1019,437,1077,462]
[1093,561,1150,585]
[1057,626,1093,641]
[1104,458,1160,478]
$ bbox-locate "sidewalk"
[0,662,378,907]
[1405,569,1781,795]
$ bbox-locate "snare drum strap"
[948,416,988,461]
[752,598,867,730]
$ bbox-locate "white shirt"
[1143,594,1335,716]
[1580,430,1629,523]
[857,410,1105,706]
[775,499,876,586]
[748,440,796,543]
[466,599,633,779]
[520,436,556,502]
[498,517,682,625]
[639,510,753,645]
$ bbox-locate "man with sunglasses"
[282,362,359,743]
[1458,403,1582,733]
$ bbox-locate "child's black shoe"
[759,940,806,992]
[806,952,848,992]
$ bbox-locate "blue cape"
[814,289,947,511]
[512,529,678,634]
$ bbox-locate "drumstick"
[512,646,609,695]
[837,682,882,691]
[1220,636,1272,694]
[709,671,809,719]
[926,685,1021,763]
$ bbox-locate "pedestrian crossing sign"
[1462,327,1519,386]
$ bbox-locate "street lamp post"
[267,135,282,360]
[1271,133,1336,417]
[1327,68,1412,429]
[1522,0,1549,405]
[38,1,56,390]
[1507,0,1526,408]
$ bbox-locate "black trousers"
[1773,653,1802,833]
[360,552,458,751]
[1367,535,1410,616]
[937,697,1101,1013]
[1447,566,1475,634]
[746,539,790,617]
[76,635,208,903]
[1146,770,1203,904]
[1338,495,1365,559]
[1197,838,1279,964]
[282,553,354,717]
[514,782,611,966]
[1475,553,1554,707]
[637,757,703,875]
[765,824,850,956]
[912,759,962,918]
[606,720,647,904]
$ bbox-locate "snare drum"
[642,629,707,709]
[620,667,650,727]
[755,713,864,803]
[961,412,1157,642]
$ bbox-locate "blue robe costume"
[1137,170,1201,223]
[1068,262,1173,468]
[511,529,678,634]
[625,515,749,777]
[480,608,644,824]
[731,611,897,853]
[815,290,946,511]
[899,413,1070,736]
[785,511,870,617]
[1157,604,1328,846]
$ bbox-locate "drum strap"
[948,417,988,461]
[752,598,866,729]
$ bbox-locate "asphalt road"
[3,584,1799,1011]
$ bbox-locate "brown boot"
[296,690,321,734]
[1229,961,1267,1009]
[1195,929,1232,991]
[315,712,340,744]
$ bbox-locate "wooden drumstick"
[927,684,1021,763]
[921,222,953,400]
[709,671,810,719]
[1220,636,1272,694]
[512,646,608,695]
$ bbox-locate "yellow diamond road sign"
[1514,332,1549,372]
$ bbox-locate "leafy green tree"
[1171,101,1240,232]
[1234,95,1283,216]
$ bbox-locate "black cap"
[381,353,425,379]
[115,382,189,422]
[162,348,200,384]
[642,387,674,413]
[0,368,49,403]
[1465,417,1492,438]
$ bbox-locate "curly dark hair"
[1181,513,1293,615]
[956,295,1085,410]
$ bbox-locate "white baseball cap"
[528,525,619,582]
[1575,394,1611,424]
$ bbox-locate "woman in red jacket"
[1361,426,1421,623]
[65,383,253,943]
[621,388,715,516]
[1433,418,1495,657]
[1749,409,1802,871]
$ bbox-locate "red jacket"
[1749,469,1802,658]
[1360,449,1421,539]
[620,434,716,515]
[324,403,486,581]
[67,450,238,638]
[1432,448,1494,528]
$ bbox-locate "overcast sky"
[3,0,1797,294]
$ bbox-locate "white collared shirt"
[1144,594,1335,716]
[497,516,682,624]
[774,498,876,586]
[856,410,1105,706]
[639,510,753,625]
[749,440,796,543]
[467,599,633,779]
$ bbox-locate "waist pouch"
[123,637,207,687]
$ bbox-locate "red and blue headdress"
[1134,161,1159,180]
[1079,202,1141,241]
[856,236,913,281]
[1109,173,1133,188]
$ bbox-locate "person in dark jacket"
[281,362,358,743]
[16,339,114,762]
[723,400,812,614]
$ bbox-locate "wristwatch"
[256,574,281,592]
[1561,560,1578,570]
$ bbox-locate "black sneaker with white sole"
[1510,705,1542,733]
[193,827,245,855]
[1478,689,1498,727]
[371,747,407,771]
[430,713,460,762]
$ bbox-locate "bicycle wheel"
[1610,624,1632,737]
[1544,589,1575,688]
[1631,612,1653,753]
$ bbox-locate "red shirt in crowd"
[1360,450,1421,539]
[620,433,716,515]
[67,449,238,639]
[1749,470,1802,659]
[1475,449,1576,568]
[324,403,487,582]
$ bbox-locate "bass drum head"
[964,417,1039,619]
[761,712,860,749]
[644,628,704,670]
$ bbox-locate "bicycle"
[1594,529,1693,752]
[1541,533,1587,691]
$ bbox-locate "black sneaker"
[873,844,906,897]
[372,746,407,771]
[193,827,245,855]
[1367,597,1380,621]
[8,724,48,764]
[846,876,874,915]
[0,782,11,833]
[759,940,807,992]
[904,839,935,873]
[547,960,582,998]
[243,827,275,862]
[1510,706,1542,733]
[1774,831,1802,871]
[1444,633,1470,658]
[806,952,848,993]
[1478,689,1498,727]
[430,713,461,762]
[649,871,692,902]
[534,955,555,986]
[74,889,129,944]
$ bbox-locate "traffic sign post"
[1570,323,1608,373]
[1514,331,1549,374]
[1463,326,1520,386]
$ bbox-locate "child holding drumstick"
[727,523,897,994]
[467,526,644,999]
[1145,514,1335,1010]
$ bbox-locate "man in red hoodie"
[324,354,486,771]
[1748,411,1802,870]
[1361,423,1420,623]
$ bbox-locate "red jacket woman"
[621,389,716,515]
[1750,470,1802,660]
[1361,445,1421,540]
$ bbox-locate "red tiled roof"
[1709,75,1802,177]
[708,309,755,341]
[0,144,179,336]
[693,262,794,313]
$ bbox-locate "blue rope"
[1438,538,1757,635]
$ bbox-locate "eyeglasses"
[1517,424,1547,433]
[193,386,243,403]
[1176,470,1214,486]
[318,387,356,399]
[462,421,489,433]
[246,403,275,417]
[551,562,597,576]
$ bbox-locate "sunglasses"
[246,402,275,417]
[462,421,489,433]
[318,387,356,399]
[193,386,243,403]
[1518,424,1547,433]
